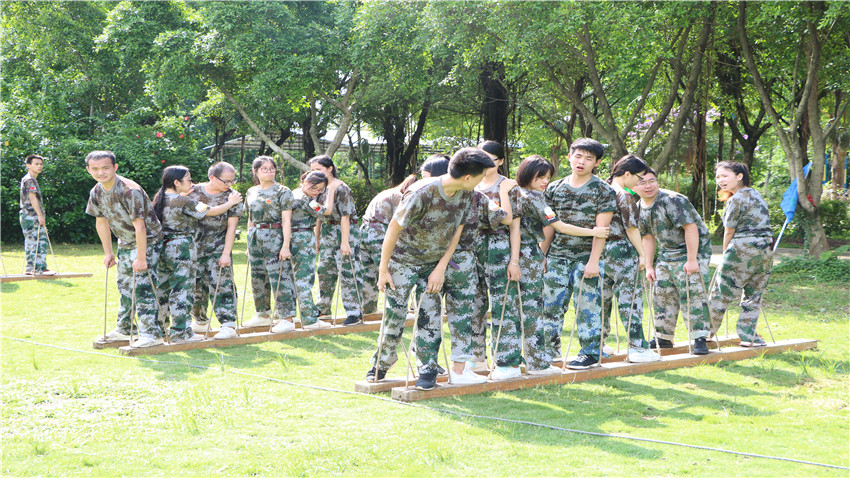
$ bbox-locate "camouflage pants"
[370,260,441,373]
[291,230,321,325]
[191,249,238,328]
[474,233,521,364]
[115,243,163,339]
[602,240,649,349]
[652,257,711,340]
[157,235,196,339]
[19,212,48,272]
[316,223,363,319]
[247,227,295,318]
[358,223,384,314]
[508,242,546,369]
[709,237,773,342]
[543,256,605,359]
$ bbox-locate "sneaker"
[271,320,295,333]
[303,320,333,330]
[528,366,562,376]
[102,328,130,342]
[190,320,210,334]
[24,270,34,276]
[415,371,438,390]
[649,338,674,349]
[450,366,488,384]
[405,309,416,321]
[490,366,522,380]
[365,367,387,381]
[342,315,363,326]
[130,336,163,348]
[36,269,57,276]
[567,354,600,370]
[214,326,238,340]
[602,345,616,355]
[242,315,272,327]
[693,337,709,355]
[172,334,205,344]
[740,337,767,347]
[628,347,661,363]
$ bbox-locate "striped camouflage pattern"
[85,176,163,247]
[544,175,617,262]
[638,189,711,262]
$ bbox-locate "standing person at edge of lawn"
[188,162,245,336]
[601,155,660,362]
[367,148,495,391]
[709,161,773,347]
[289,170,337,329]
[241,156,298,333]
[540,138,616,370]
[309,154,364,326]
[85,150,165,348]
[634,168,712,355]
[473,140,524,380]
[359,174,418,318]
[19,154,54,275]
[515,155,612,374]
[151,166,242,342]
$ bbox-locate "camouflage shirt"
[85,175,163,248]
[475,176,522,232]
[609,188,640,242]
[161,192,208,236]
[19,173,42,216]
[519,188,559,245]
[316,182,357,223]
[187,183,245,255]
[291,188,326,229]
[363,188,403,226]
[246,183,294,225]
[458,190,508,251]
[544,175,617,261]
[392,177,473,265]
[722,187,772,239]
[638,188,711,262]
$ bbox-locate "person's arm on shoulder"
[428,225,463,293]
[322,184,338,216]
[551,220,608,237]
[584,212,613,278]
[205,191,243,216]
[683,223,700,274]
[132,218,148,272]
[378,219,403,292]
[96,217,116,268]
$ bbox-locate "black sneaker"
[365,367,386,381]
[693,337,709,355]
[567,354,600,370]
[436,364,446,375]
[342,315,363,326]
[649,338,674,349]
[415,371,438,390]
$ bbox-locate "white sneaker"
[173,334,205,344]
[130,336,163,348]
[303,320,332,330]
[102,328,130,342]
[603,345,616,355]
[628,347,661,363]
[406,309,416,321]
[242,314,272,327]
[191,320,210,334]
[490,366,521,381]
[214,326,238,340]
[528,366,562,376]
[271,320,295,333]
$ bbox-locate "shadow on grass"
[1,283,20,293]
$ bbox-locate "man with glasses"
[188,162,245,339]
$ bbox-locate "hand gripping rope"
[643,277,663,358]
[205,265,224,339]
[561,278,585,371]
[403,289,427,388]
[487,280,512,380]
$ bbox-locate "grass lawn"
[2,242,848,476]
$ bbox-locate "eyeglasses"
[638,178,658,186]
[258,168,277,173]
[214,175,235,185]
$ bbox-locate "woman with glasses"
[151,165,242,342]
[242,156,298,333]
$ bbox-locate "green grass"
[2,242,849,476]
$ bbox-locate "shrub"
[818,199,850,238]
[772,245,850,283]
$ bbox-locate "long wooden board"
[390,338,817,402]
[354,336,742,394]
[117,315,407,356]
[1,272,93,283]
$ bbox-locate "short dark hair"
[85,150,116,166]
[25,154,43,165]
[208,161,236,178]
[307,154,338,177]
[477,140,505,160]
[569,138,604,161]
[449,147,495,179]
[607,154,648,184]
[715,160,751,187]
[516,155,555,188]
[642,167,658,179]
[421,154,450,177]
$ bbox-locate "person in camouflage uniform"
[541,139,617,370]
[473,140,524,380]
[19,154,53,275]
[85,150,164,348]
[601,155,660,362]
[187,162,245,337]
[367,148,494,391]
[309,155,363,325]
[243,156,297,333]
[151,166,243,342]
[359,175,418,316]
[636,168,712,355]
[709,161,773,346]
[289,171,335,329]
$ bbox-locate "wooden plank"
[117,317,411,356]
[353,336,742,394]
[1,272,93,283]
[390,338,818,402]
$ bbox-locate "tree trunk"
[480,61,509,146]
[300,113,316,161]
